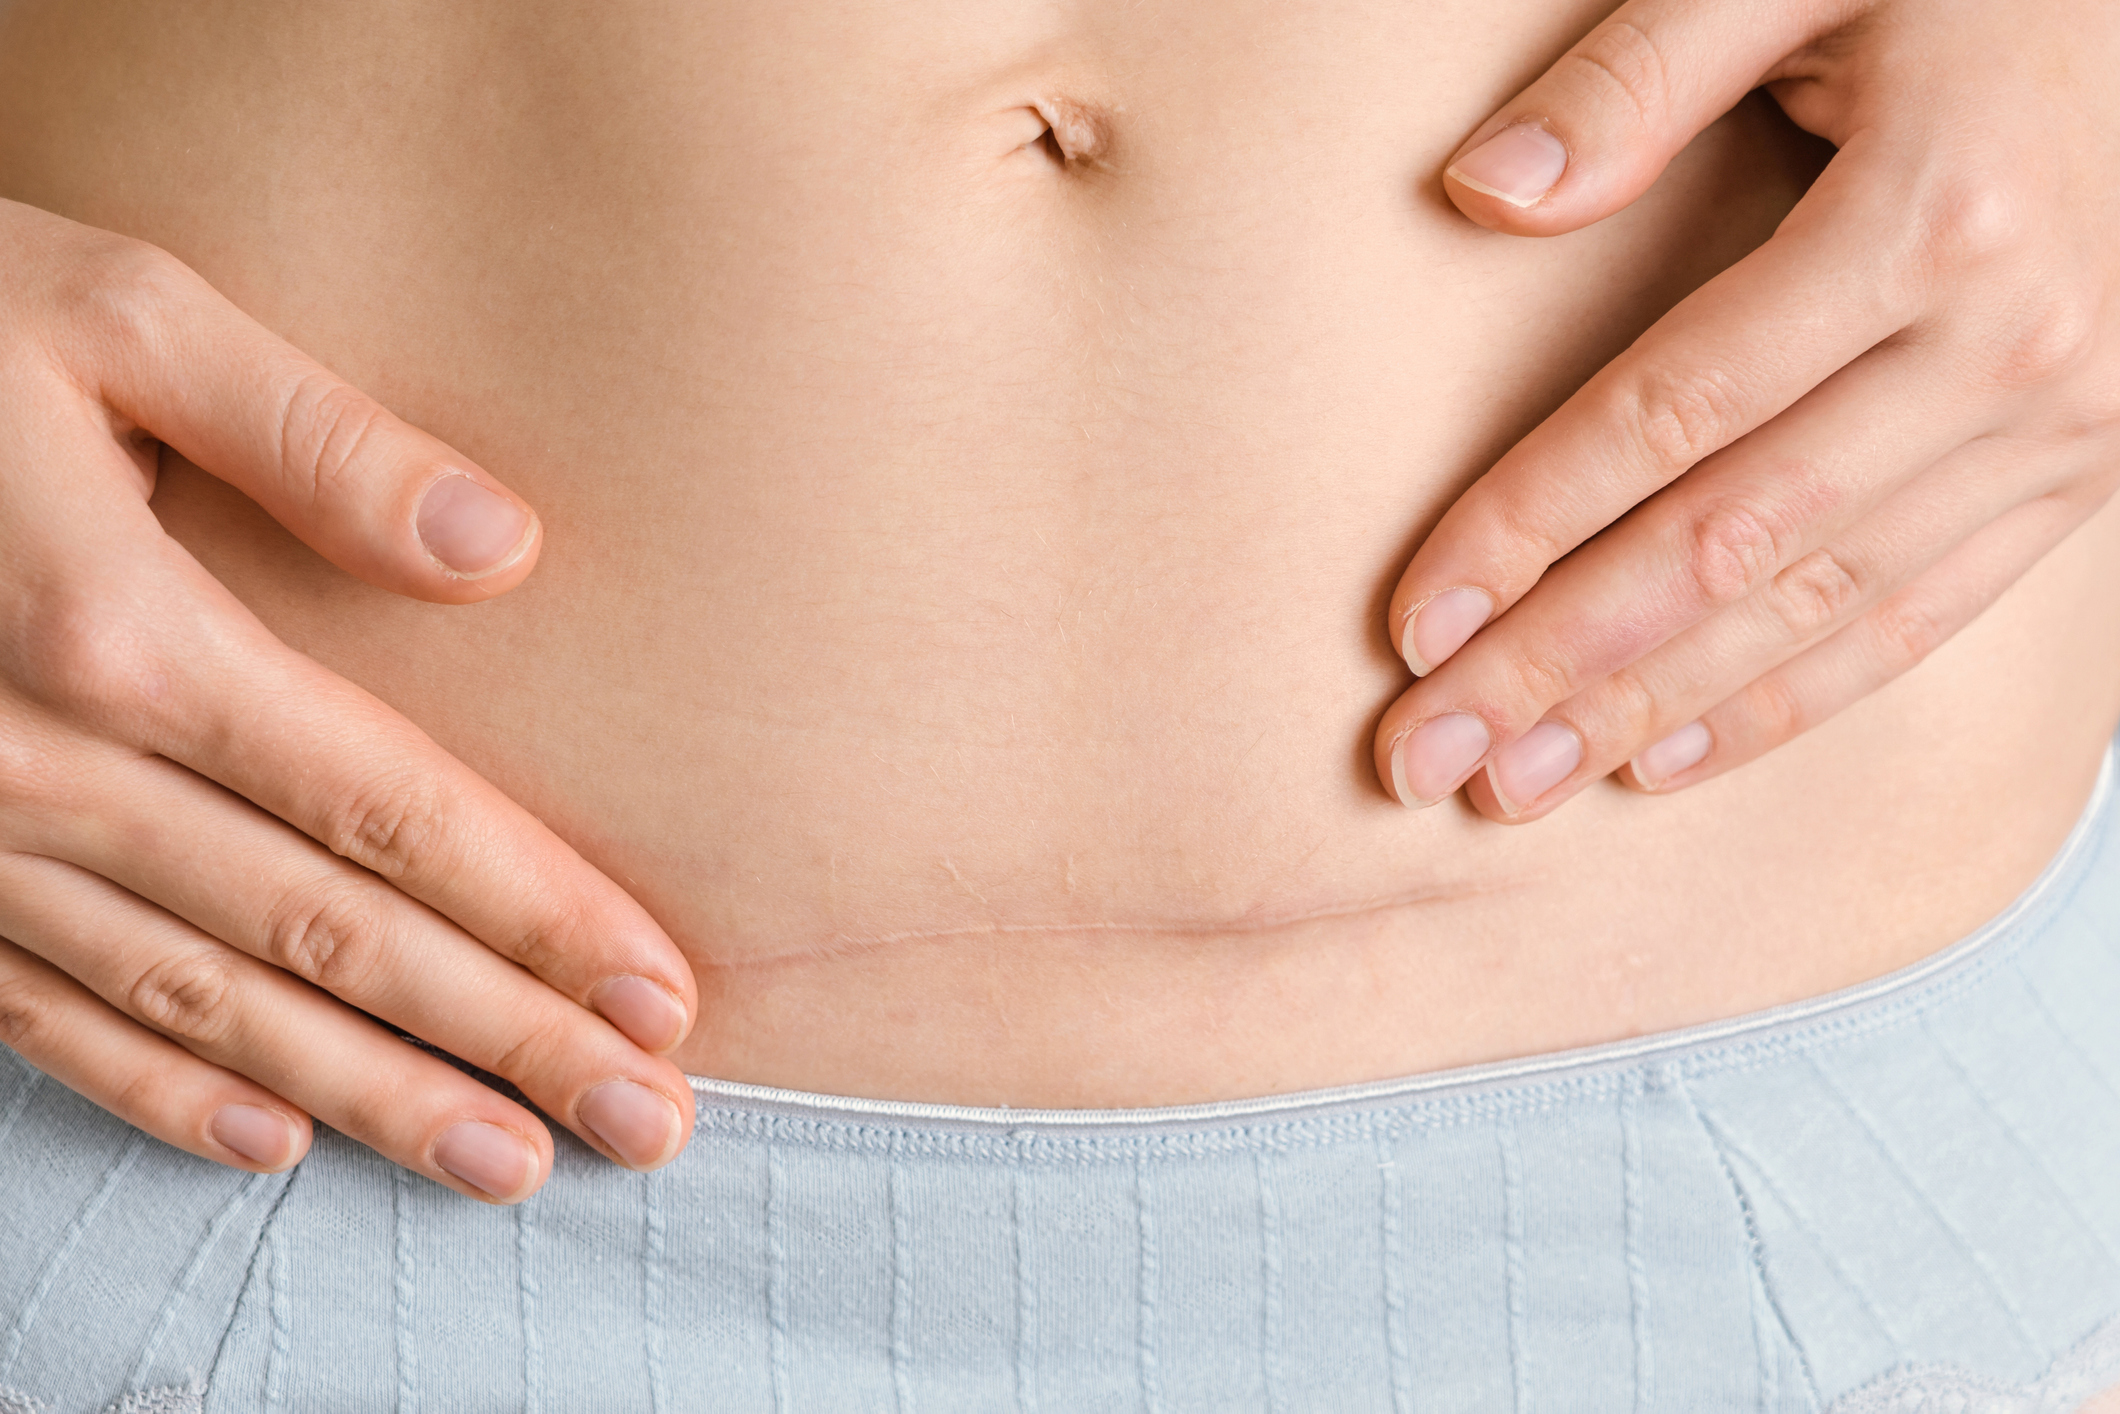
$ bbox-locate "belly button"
[1033,96,1113,167]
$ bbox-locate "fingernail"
[592,975,689,1054]
[434,1120,537,1201]
[1447,123,1568,208]
[1633,721,1711,789]
[579,1081,683,1170]
[1391,712,1491,807]
[210,1104,297,1169]
[1488,720,1584,816]
[1402,587,1494,676]
[417,474,533,578]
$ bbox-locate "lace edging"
[0,1378,202,1414]
[1825,1313,2120,1414]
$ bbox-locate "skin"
[0,202,698,1201]
[1377,0,2120,820]
[0,0,2113,1232]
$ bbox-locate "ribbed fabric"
[4,745,2119,1412]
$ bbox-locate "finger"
[0,391,695,1058]
[1378,336,1971,807]
[0,853,561,1204]
[1427,337,1964,722]
[30,741,696,1172]
[1394,145,1924,679]
[22,542,700,1060]
[1623,492,2099,794]
[0,934,313,1173]
[1462,440,2073,819]
[1440,0,1853,229]
[25,207,540,601]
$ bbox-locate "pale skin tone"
[1377,0,2120,820]
[0,0,2113,1295]
[0,206,698,1201]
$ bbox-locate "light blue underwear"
[4,743,2119,1413]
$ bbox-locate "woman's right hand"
[0,198,698,1203]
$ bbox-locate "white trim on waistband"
[686,739,2116,1133]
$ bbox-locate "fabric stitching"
[1499,1118,1528,1414]
[888,1148,914,1414]
[264,1215,289,1408]
[1376,1118,1411,1414]
[681,757,2112,1149]
[0,1131,144,1384]
[766,1144,790,1414]
[2015,961,2120,1110]
[102,1380,204,1414]
[1255,1151,1283,1414]
[1135,1156,1162,1414]
[392,1165,419,1414]
[644,1170,668,1414]
[1011,1167,1036,1414]
[678,768,2116,1160]
[201,1165,297,1414]
[0,748,2105,1413]
[1621,1075,1652,1414]
[518,1192,543,1414]
[1678,1077,1827,1407]
[1822,1308,2120,1413]
[1921,1012,2120,1274]
[679,834,2110,1164]
[0,1070,42,1158]
[1749,1261,1775,1414]
[1805,1054,2043,1361]
[127,1172,273,1392]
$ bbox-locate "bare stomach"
[3,0,2116,1107]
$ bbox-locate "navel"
[1033,96,1114,168]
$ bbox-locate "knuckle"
[275,370,392,509]
[1624,366,1745,475]
[1921,177,2031,274]
[1741,670,1811,746]
[502,900,581,980]
[59,235,196,360]
[1985,292,2101,391]
[128,951,240,1047]
[1501,640,1584,710]
[1482,489,1571,575]
[1685,501,1788,608]
[1561,20,1674,134]
[4,582,159,722]
[1768,548,1864,639]
[0,962,53,1052]
[1595,666,1668,752]
[104,1063,185,1130]
[261,881,387,993]
[486,1010,577,1090]
[327,1066,418,1149]
[320,772,449,883]
[1867,591,1950,672]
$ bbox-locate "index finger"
[1440,0,1848,232]
[1391,143,1920,676]
[15,203,541,604]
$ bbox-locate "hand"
[1373,0,2120,818]
[0,198,698,1202]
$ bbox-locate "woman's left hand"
[1373,0,2120,819]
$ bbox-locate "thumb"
[75,240,540,605]
[1442,0,1849,235]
